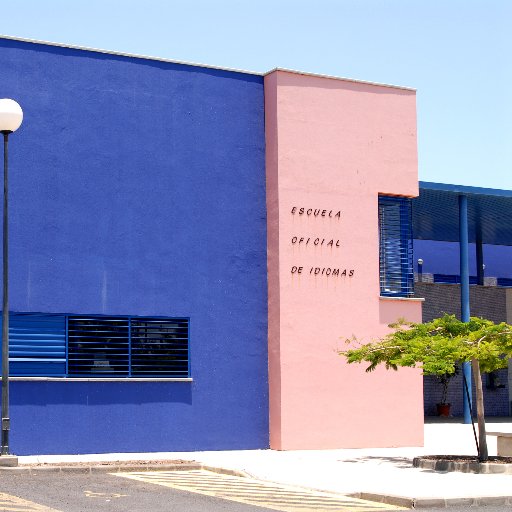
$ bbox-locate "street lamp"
[417,258,424,282]
[0,99,23,457]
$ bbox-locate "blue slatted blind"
[0,313,66,376]
[378,196,414,297]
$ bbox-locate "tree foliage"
[341,314,512,376]
[340,314,512,461]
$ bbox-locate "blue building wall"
[414,239,512,279]
[0,38,268,454]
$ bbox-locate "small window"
[378,196,414,297]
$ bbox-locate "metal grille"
[379,196,414,297]
[67,315,189,377]
[67,316,130,376]
[131,318,189,377]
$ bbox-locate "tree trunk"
[472,359,488,461]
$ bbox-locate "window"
[378,196,414,297]
[1,313,189,378]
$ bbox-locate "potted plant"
[436,368,458,416]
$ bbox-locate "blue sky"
[1,0,510,188]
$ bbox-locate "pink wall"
[265,70,423,450]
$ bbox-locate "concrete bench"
[487,432,512,456]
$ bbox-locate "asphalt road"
[0,471,272,512]
[0,470,509,512]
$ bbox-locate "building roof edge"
[0,34,263,77]
[264,67,416,91]
[0,34,416,91]
[420,181,512,198]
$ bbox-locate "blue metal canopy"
[413,182,512,246]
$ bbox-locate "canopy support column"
[459,194,472,424]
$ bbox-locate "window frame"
[2,312,190,379]
[378,196,414,298]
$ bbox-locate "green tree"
[340,314,512,461]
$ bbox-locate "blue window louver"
[3,313,66,376]
[0,313,189,378]
[378,196,414,297]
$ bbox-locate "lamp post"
[417,258,423,282]
[0,99,23,456]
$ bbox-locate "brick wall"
[423,370,509,417]
[415,283,510,417]
[416,282,507,323]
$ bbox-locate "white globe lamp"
[0,99,23,133]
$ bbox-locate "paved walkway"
[19,419,512,506]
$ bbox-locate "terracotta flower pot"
[436,403,451,417]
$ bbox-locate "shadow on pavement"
[337,456,413,469]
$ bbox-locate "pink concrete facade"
[265,70,423,450]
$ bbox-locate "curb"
[348,492,414,508]
[0,461,252,477]
[349,492,512,508]
[201,464,251,478]
[0,462,202,473]
[413,456,512,474]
